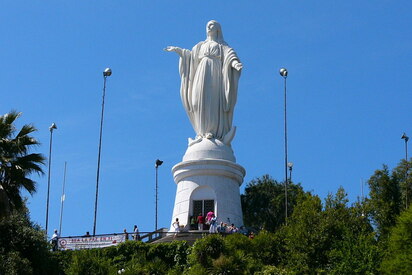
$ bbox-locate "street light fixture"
[155,159,163,231]
[401,132,409,208]
[280,67,289,223]
[45,122,57,236]
[93,68,112,236]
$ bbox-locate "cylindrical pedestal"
[169,159,245,232]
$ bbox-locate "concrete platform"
[151,230,211,245]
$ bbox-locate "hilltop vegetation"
[0,111,411,274]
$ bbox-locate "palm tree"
[0,111,45,218]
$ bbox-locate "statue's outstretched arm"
[164,46,184,57]
[231,60,243,71]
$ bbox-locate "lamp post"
[155,159,163,231]
[288,162,293,183]
[401,133,409,208]
[93,68,112,236]
[45,122,57,236]
[58,161,67,236]
[280,67,289,223]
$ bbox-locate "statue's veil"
[206,20,226,44]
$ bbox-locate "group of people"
[217,222,244,234]
[216,223,254,239]
[188,212,249,235]
[123,225,140,241]
[189,212,218,233]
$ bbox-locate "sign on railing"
[56,228,168,250]
[58,234,126,250]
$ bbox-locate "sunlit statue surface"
[165,20,242,146]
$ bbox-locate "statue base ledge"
[183,138,235,162]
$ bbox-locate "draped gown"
[178,39,241,144]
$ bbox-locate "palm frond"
[0,111,45,216]
[16,124,37,138]
[1,110,21,126]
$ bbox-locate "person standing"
[209,214,217,233]
[197,213,204,231]
[133,225,140,241]
[123,228,129,241]
[51,229,59,251]
[190,215,196,230]
[172,218,180,239]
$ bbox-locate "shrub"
[0,208,59,275]
[188,234,225,267]
[65,249,116,275]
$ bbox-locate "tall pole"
[280,68,288,223]
[59,161,67,235]
[288,162,293,183]
[155,159,163,231]
[402,133,409,208]
[45,123,57,236]
[93,68,112,236]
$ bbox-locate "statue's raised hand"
[164,46,183,57]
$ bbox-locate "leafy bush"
[66,249,116,275]
[380,204,412,274]
[0,207,59,275]
[147,241,190,269]
[252,230,283,266]
[188,234,225,267]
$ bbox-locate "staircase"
[150,230,210,245]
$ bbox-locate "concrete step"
[151,231,211,245]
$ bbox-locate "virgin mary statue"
[166,20,242,146]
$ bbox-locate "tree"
[380,204,412,274]
[392,159,412,210]
[323,188,379,274]
[280,188,379,274]
[0,111,45,218]
[241,174,305,231]
[0,204,59,275]
[367,165,402,238]
[281,192,325,273]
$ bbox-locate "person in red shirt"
[197,213,204,231]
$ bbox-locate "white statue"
[165,20,242,146]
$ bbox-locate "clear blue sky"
[2,1,411,236]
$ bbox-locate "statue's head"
[206,20,225,43]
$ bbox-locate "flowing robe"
[178,40,241,143]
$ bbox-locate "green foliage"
[103,240,149,269]
[280,188,379,274]
[61,240,192,275]
[281,193,324,273]
[147,241,190,270]
[51,169,409,274]
[188,234,225,267]
[380,204,412,274]
[252,230,284,266]
[367,164,402,238]
[211,254,242,274]
[0,206,59,275]
[187,233,262,274]
[0,111,45,218]
[184,263,209,275]
[241,174,305,231]
[256,265,294,275]
[0,251,32,275]
[66,249,116,275]
[392,159,412,210]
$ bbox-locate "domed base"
[183,138,235,162]
[169,159,245,232]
